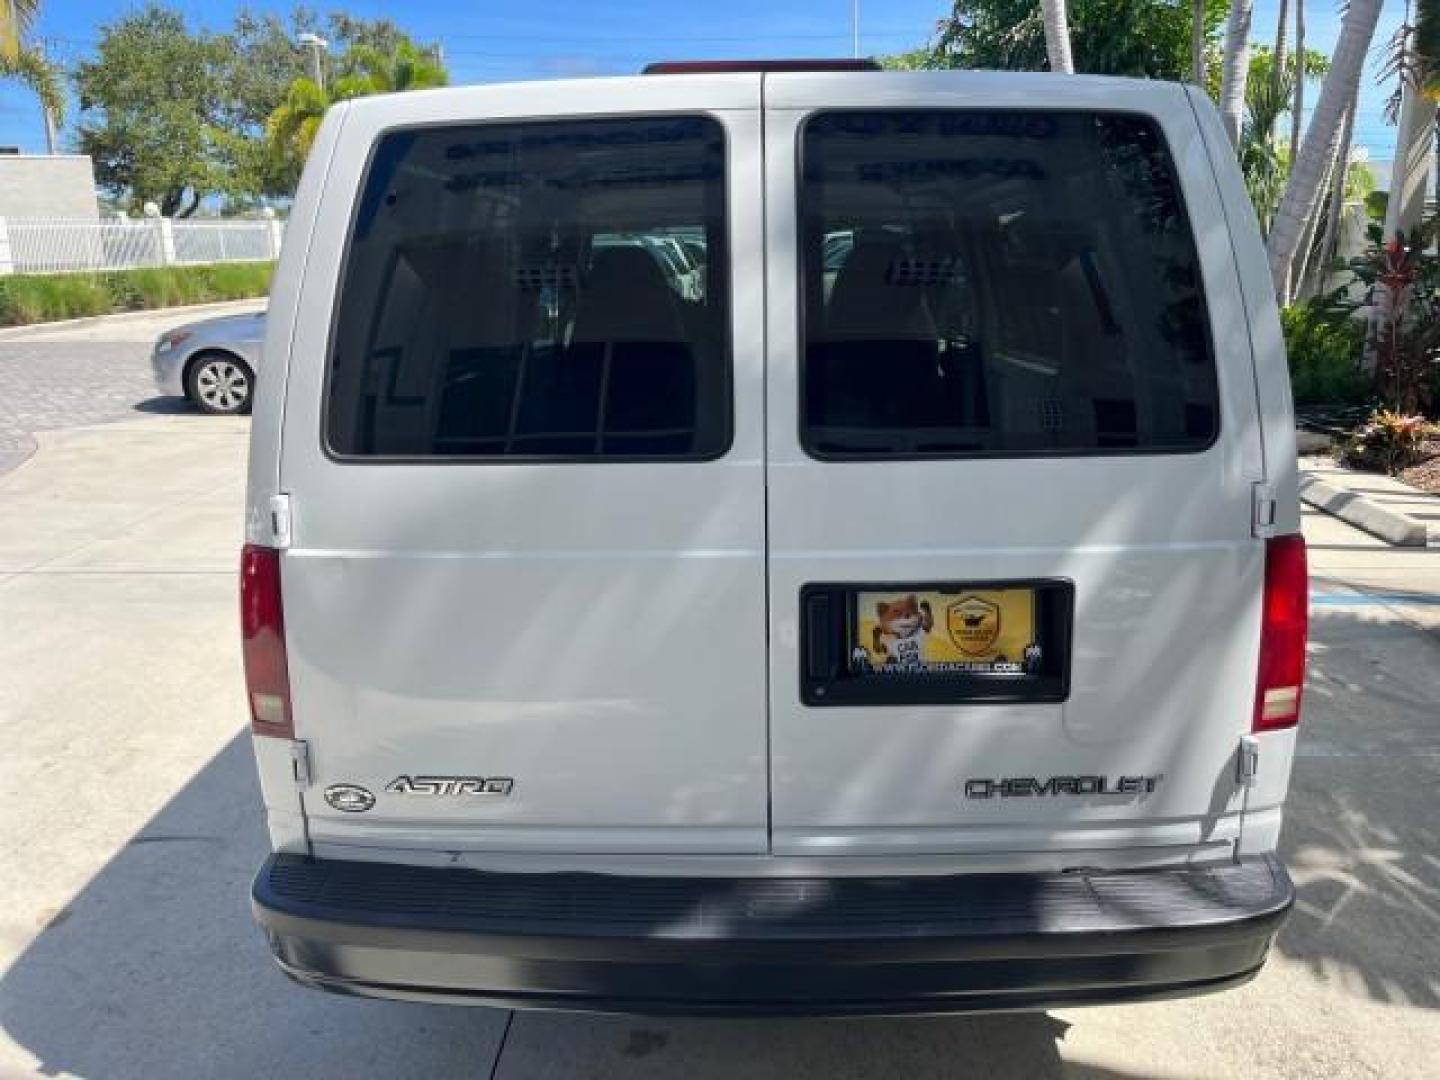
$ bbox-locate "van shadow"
[494,1009,1163,1080]
[0,736,509,1078]
[0,735,1100,1080]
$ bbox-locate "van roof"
[328,70,1195,129]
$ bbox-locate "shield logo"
[947,596,1001,655]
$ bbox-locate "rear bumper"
[252,852,1292,1016]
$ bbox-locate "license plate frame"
[800,579,1073,707]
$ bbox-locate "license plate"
[852,588,1039,676]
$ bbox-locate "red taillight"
[1254,534,1308,732]
[241,543,293,738]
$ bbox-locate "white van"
[243,64,1307,1014]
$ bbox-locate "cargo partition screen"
[801,581,1073,706]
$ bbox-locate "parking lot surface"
[0,301,263,474]
[1,324,1438,1078]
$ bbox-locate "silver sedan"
[151,309,265,415]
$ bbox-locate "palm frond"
[0,0,41,62]
[0,45,65,124]
[265,77,329,162]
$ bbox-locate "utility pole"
[298,32,328,92]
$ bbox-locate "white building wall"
[0,155,100,219]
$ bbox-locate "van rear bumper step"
[252,853,1293,1015]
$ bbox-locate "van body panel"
[247,70,1296,880]
[274,78,772,853]
[1236,727,1297,855]
[1184,85,1302,535]
[246,103,348,545]
[1184,87,1302,844]
[761,76,1265,857]
[252,735,309,853]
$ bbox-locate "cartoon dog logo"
[872,594,934,670]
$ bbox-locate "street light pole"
[297,33,328,92]
[852,0,860,58]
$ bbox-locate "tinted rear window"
[800,111,1218,459]
[326,116,730,459]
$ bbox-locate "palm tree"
[1267,0,1385,301]
[1039,0,1075,73]
[1384,0,1440,238]
[343,41,448,94]
[1192,0,1207,84]
[265,76,331,169]
[1,0,63,151]
[1420,0,1440,219]
[0,0,40,61]
[1303,103,1357,296]
[1420,0,1440,92]
[1218,0,1256,145]
[1290,0,1305,160]
[1271,0,1290,133]
[267,41,449,175]
[0,44,63,142]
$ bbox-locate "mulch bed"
[1398,435,1440,495]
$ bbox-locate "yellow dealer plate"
[853,588,1038,676]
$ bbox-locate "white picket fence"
[0,214,285,275]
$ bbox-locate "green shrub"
[0,273,113,324]
[1340,408,1435,474]
[0,262,273,327]
[1281,301,1371,406]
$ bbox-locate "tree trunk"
[1218,0,1256,146]
[1304,104,1355,298]
[1384,81,1437,240]
[1290,141,1334,302]
[1272,0,1290,139]
[1192,0,1207,85]
[1289,0,1305,162]
[1040,0,1076,74]
[1266,0,1383,301]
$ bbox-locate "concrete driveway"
[1,414,1438,1079]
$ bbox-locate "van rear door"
[275,77,770,855]
[762,74,1267,863]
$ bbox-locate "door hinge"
[1237,735,1260,787]
[290,740,312,790]
[268,492,293,549]
[1251,483,1278,539]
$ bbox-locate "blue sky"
[0,0,1407,163]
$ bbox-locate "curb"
[0,297,265,340]
[1299,474,1430,547]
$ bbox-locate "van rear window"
[326,117,730,460]
[799,111,1219,459]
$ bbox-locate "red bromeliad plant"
[1344,216,1440,415]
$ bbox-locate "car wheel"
[187,353,253,415]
